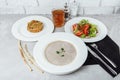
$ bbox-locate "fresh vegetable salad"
[72,19,98,38]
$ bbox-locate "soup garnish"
[45,41,76,66]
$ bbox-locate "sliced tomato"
[75,31,83,36]
[72,24,78,31]
[83,24,90,35]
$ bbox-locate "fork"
[91,43,117,68]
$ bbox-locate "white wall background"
[0,0,120,15]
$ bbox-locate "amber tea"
[52,9,65,27]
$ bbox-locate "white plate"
[33,32,88,75]
[64,17,107,43]
[11,16,54,41]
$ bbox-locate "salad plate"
[33,32,88,75]
[64,17,107,43]
[11,15,54,41]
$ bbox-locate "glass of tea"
[52,9,65,27]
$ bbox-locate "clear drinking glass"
[52,9,65,27]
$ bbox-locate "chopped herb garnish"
[61,48,64,51]
[56,48,65,57]
[61,55,64,57]
[56,51,60,54]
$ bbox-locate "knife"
[91,43,117,68]
[87,46,117,75]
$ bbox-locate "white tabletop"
[0,14,120,80]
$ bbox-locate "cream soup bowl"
[33,32,88,75]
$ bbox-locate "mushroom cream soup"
[45,41,77,66]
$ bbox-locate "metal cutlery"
[91,43,117,68]
[87,46,117,75]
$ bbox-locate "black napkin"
[84,35,120,77]
[83,53,97,65]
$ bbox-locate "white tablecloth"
[0,14,120,80]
